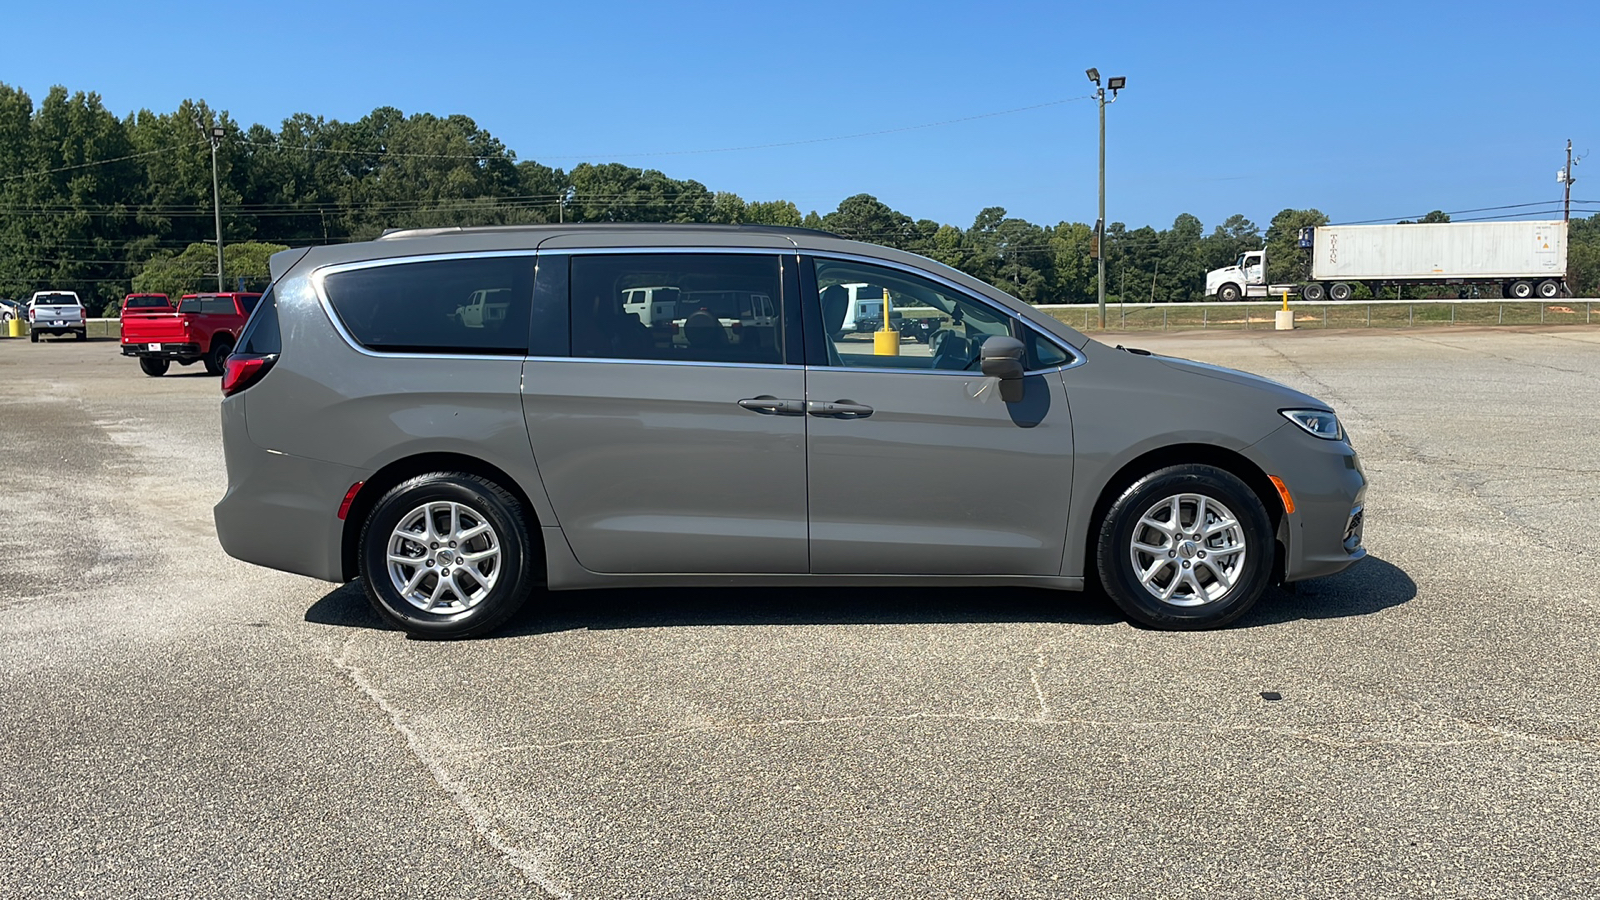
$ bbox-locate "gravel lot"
[2,327,1597,898]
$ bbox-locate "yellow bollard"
[873,287,899,356]
[1275,288,1295,331]
[6,317,21,338]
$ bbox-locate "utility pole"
[1559,139,1577,223]
[201,122,226,292]
[1085,69,1126,330]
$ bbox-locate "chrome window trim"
[808,251,1084,374]
[819,362,1078,377]
[305,244,1081,373]
[526,356,803,371]
[309,251,538,360]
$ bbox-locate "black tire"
[1095,464,1275,630]
[139,356,170,377]
[1509,280,1534,300]
[1535,280,1560,299]
[29,328,38,343]
[75,329,87,341]
[359,472,538,639]
[203,337,233,376]
[1328,282,1353,302]
[1301,282,1326,302]
[1217,283,1242,303]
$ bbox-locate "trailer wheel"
[1508,280,1534,300]
[1535,280,1560,299]
[1217,283,1242,303]
[1301,283,1325,302]
[1328,282,1352,302]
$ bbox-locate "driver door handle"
[807,400,874,419]
[738,396,805,416]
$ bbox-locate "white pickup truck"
[26,291,87,342]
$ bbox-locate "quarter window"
[236,287,280,355]
[570,254,785,364]
[322,256,534,354]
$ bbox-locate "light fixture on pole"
[1086,68,1126,330]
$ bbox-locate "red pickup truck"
[121,292,262,377]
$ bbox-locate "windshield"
[126,296,170,308]
[34,294,78,305]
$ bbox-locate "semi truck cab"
[1206,250,1269,302]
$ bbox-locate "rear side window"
[179,296,239,315]
[323,256,534,355]
[570,254,786,364]
[237,287,280,355]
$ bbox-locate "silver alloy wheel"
[1128,493,1248,607]
[386,501,502,614]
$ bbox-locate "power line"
[1332,200,1575,226]
[0,142,205,182]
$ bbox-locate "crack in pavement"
[330,638,572,899]
[459,707,1599,759]
[1400,332,1597,376]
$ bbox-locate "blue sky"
[5,0,1595,233]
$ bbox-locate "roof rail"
[376,222,840,241]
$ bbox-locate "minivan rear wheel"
[359,472,538,639]
[1096,464,1274,630]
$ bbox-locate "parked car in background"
[120,291,261,376]
[213,224,1368,640]
[26,291,87,342]
[0,299,19,324]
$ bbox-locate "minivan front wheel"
[1096,465,1273,630]
[359,473,537,639]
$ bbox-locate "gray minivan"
[215,224,1366,638]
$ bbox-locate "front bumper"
[122,342,200,358]
[1251,424,1368,582]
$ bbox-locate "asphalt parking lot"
[2,327,1597,898]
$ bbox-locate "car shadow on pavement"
[304,554,1412,638]
[1237,554,1415,628]
[305,581,1128,637]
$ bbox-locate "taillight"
[221,354,276,396]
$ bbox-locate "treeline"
[3,83,1598,312]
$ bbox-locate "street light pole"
[1097,85,1106,329]
[1086,70,1125,330]
[207,126,225,292]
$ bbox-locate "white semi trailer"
[1206,220,1569,302]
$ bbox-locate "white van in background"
[837,282,891,333]
[621,286,681,325]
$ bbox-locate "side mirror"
[979,335,1026,402]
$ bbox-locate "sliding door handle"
[807,400,874,419]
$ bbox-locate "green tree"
[1264,208,1329,284]
[1047,221,1096,304]
[821,194,916,248]
[131,241,288,297]
[745,200,802,227]
[1567,212,1600,297]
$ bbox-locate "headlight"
[1282,409,1344,441]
